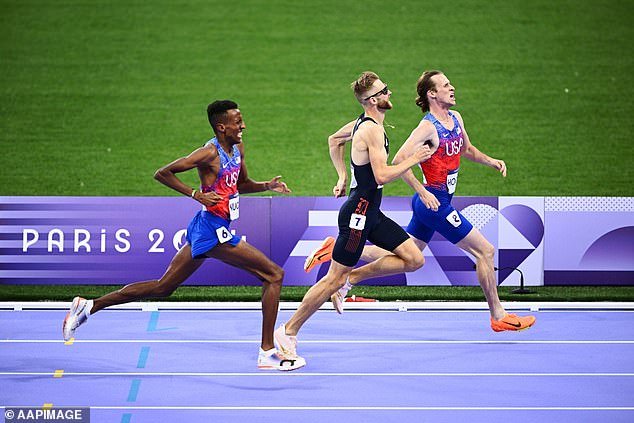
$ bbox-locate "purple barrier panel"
[275,195,503,286]
[0,196,270,286]
[498,197,545,287]
[5,196,630,287]
[543,197,634,285]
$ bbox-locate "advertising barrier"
[1,196,632,286]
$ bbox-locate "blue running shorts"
[406,193,473,244]
[186,210,241,258]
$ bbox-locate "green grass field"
[2,285,633,302]
[1,0,632,197]
[1,1,632,301]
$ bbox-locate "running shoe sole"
[304,237,335,273]
[491,314,536,332]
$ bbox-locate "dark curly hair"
[207,100,239,132]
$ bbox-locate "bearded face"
[376,97,392,110]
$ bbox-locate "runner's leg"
[348,238,423,284]
[207,241,284,351]
[457,228,506,320]
[92,244,203,313]
[285,260,352,336]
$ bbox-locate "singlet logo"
[445,137,464,157]
[224,170,239,187]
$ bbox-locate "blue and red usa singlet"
[405,111,473,245]
[185,137,242,258]
[201,137,241,221]
[420,112,463,203]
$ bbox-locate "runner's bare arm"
[329,120,356,197]
[364,125,431,185]
[154,146,222,207]
[392,121,440,210]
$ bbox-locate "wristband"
[191,189,197,198]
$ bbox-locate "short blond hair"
[351,71,380,102]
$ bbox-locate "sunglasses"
[364,85,389,100]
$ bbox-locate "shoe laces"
[72,312,87,329]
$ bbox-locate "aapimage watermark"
[4,408,90,423]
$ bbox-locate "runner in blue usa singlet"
[406,112,473,244]
[186,137,242,258]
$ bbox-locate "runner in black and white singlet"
[331,113,410,266]
[274,72,432,364]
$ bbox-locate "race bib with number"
[349,213,366,230]
[215,226,233,243]
[446,170,459,194]
[229,194,240,221]
[446,210,462,228]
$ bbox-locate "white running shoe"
[258,348,306,371]
[62,297,90,341]
[274,324,300,360]
[331,281,352,314]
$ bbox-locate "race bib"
[349,213,366,230]
[229,194,239,221]
[446,210,462,228]
[446,171,458,194]
[215,226,233,244]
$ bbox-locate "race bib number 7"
[349,213,366,230]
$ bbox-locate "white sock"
[85,300,94,317]
[259,347,276,356]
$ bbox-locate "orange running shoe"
[304,236,335,273]
[490,313,536,332]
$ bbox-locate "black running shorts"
[331,195,410,267]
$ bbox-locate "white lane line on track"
[1,339,633,344]
[2,405,634,411]
[1,372,633,377]
[4,309,634,312]
[3,303,634,312]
